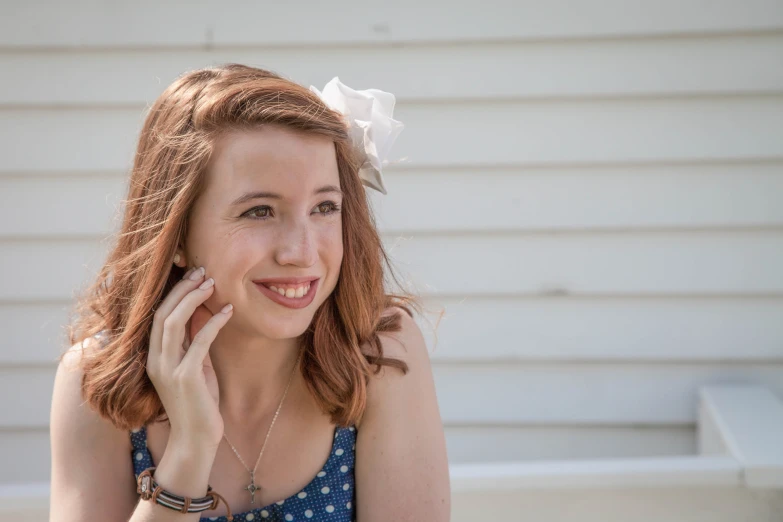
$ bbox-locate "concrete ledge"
[450,455,740,492]
[5,386,781,520]
[699,385,783,488]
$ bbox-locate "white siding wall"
[1,0,782,486]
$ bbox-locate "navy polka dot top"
[130,424,357,521]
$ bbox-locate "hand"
[145,266,232,450]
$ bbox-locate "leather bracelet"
[137,466,234,521]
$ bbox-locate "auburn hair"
[62,63,425,431]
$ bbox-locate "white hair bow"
[309,77,404,195]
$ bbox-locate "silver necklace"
[221,349,302,504]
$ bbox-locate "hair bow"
[309,77,404,195]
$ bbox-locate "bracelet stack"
[136,466,234,521]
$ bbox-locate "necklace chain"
[221,348,302,503]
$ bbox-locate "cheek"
[215,232,274,279]
[316,226,343,273]
[229,228,276,254]
[326,225,344,258]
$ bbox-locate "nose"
[274,218,319,268]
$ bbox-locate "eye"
[315,201,341,216]
[243,205,273,220]
[241,201,341,221]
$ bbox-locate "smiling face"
[183,125,344,339]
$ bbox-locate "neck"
[209,323,303,429]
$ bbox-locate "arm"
[49,340,140,521]
[49,339,217,522]
[354,308,451,522]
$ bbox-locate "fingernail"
[199,277,214,290]
[181,267,194,280]
[221,303,233,314]
[190,267,205,281]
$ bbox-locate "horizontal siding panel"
[3,34,783,105]
[3,163,783,237]
[3,97,783,172]
[0,176,124,238]
[433,364,783,425]
[1,368,56,427]
[0,430,49,483]
[418,297,783,362]
[4,298,783,366]
[0,425,694,483]
[0,108,140,173]
[372,163,783,232]
[2,0,782,48]
[5,363,783,427]
[0,239,107,301]
[1,232,782,301]
[444,425,695,463]
[0,303,74,366]
[386,231,783,296]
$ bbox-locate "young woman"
[49,64,450,521]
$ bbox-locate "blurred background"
[1,1,782,520]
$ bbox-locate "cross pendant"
[245,476,259,504]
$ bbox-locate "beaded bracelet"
[136,466,234,521]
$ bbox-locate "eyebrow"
[230,185,343,206]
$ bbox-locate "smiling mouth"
[254,279,320,309]
[259,281,312,299]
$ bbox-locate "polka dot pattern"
[130,424,356,521]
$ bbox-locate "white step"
[4,385,782,521]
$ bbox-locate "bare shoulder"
[354,306,451,521]
[374,305,429,367]
[49,338,138,521]
[54,336,135,454]
[58,335,99,371]
[358,305,433,410]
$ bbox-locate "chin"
[256,312,314,340]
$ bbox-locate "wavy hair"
[62,63,426,431]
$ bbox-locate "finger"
[179,303,233,373]
[183,316,192,352]
[150,266,206,352]
[189,304,214,347]
[182,297,210,353]
[161,277,216,367]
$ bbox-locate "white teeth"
[265,283,311,299]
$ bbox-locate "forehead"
[205,125,340,198]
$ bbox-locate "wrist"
[169,427,222,454]
[153,441,218,498]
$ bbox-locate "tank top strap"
[130,425,155,479]
[129,425,148,452]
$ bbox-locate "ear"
[172,248,188,269]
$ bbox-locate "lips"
[253,276,319,285]
[253,278,320,310]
